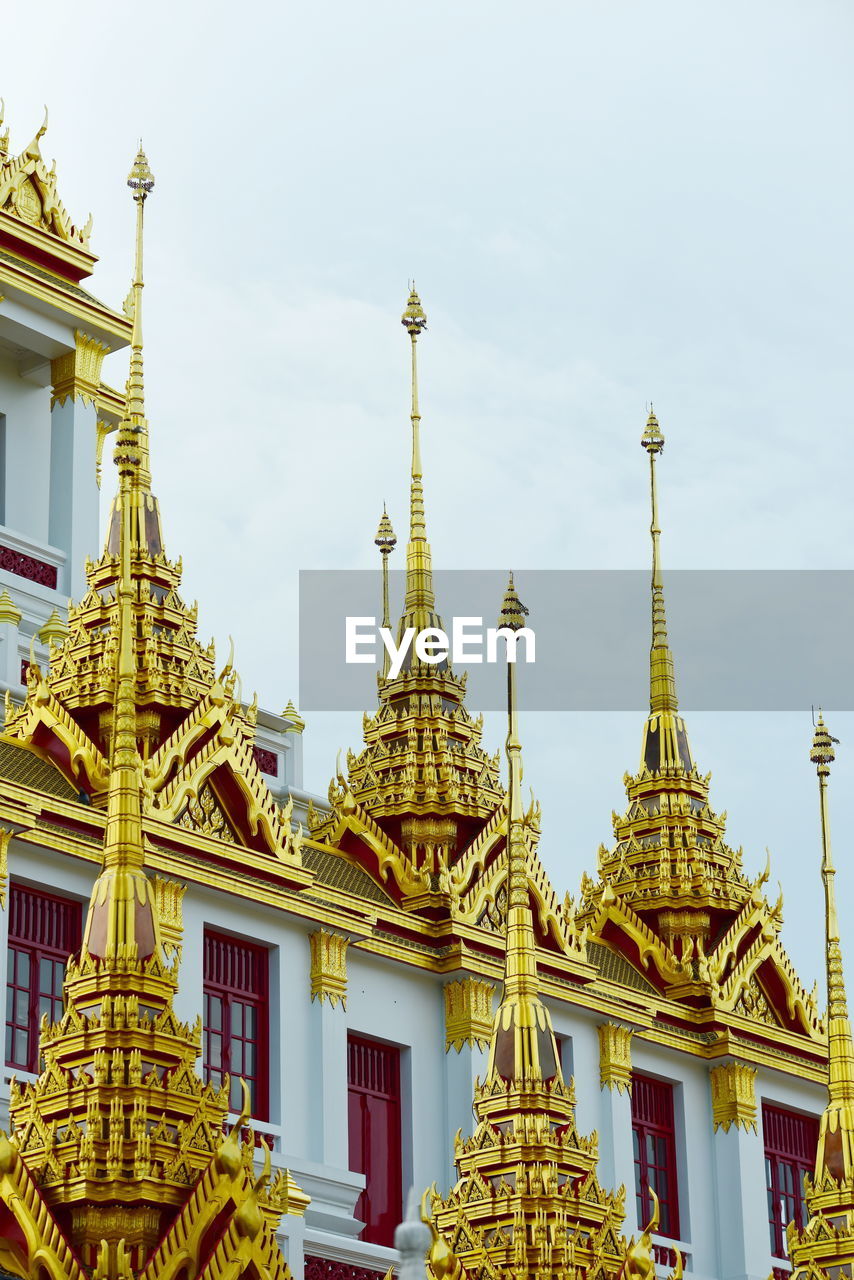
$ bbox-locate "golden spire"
[375,504,396,678]
[641,407,677,714]
[809,713,854,1187]
[82,152,161,962]
[102,144,163,559]
[400,285,436,624]
[126,144,154,485]
[639,409,692,773]
[486,575,561,1084]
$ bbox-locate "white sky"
[3,1,853,989]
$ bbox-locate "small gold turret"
[374,505,397,678]
[487,575,560,1084]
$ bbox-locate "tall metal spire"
[83,150,160,962]
[103,144,164,558]
[374,505,396,678]
[642,407,678,714]
[400,285,436,624]
[126,144,154,488]
[639,409,692,773]
[809,713,854,1187]
[486,575,560,1084]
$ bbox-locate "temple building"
[0,102,849,1280]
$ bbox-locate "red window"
[763,1103,819,1258]
[5,883,81,1073]
[348,1035,403,1248]
[632,1073,681,1239]
[203,931,269,1120]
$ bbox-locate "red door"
[347,1036,402,1247]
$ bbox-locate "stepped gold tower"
[0,145,305,1280]
[425,579,677,1280]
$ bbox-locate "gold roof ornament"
[312,289,504,898]
[789,715,854,1279]
[1,148,305,872]
[0,147,303,1280]
[574,412,821,1041]
[0,101,94,250]
[424,578,670,1280]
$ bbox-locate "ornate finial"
[399,285,435,625]
[401,284,427,336]
[23,105,48,160]
[809,712,854,1192]
[127,143,155,200]
[641,405,664,456]
[498,572,529,632]
[374,504,397,553]
[811,710,837,775]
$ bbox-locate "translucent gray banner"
[298,570,853,712]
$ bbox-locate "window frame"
[762,1102,819,1259]
[202,930,270,1121]
[631,1071,681,1240]
[5,882,81,1074]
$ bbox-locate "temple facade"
[0,103,849,1280]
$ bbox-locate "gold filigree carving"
[0,827,11,908]
[709,1062,758,1133]
[733,973,780,1026]
[598,1023,633,1094]
[309,929,349,1008]
[176,782,236,844]
[444,978,495,1053]
[153,877,186,953]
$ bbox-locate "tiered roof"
[0,146,305,1280]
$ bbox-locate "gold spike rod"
[82,151,161,963]
[126,144,155,487]
[641,408,678,714]
[374,505,397,678]
[810,716,854,1168]
[486,575,561,1085]
[400,286,435,619]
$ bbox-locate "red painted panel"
[347,1035,402,1248]
[0,546,57,588]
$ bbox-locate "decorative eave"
[0,247,131,352]
[0,206,96,282]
